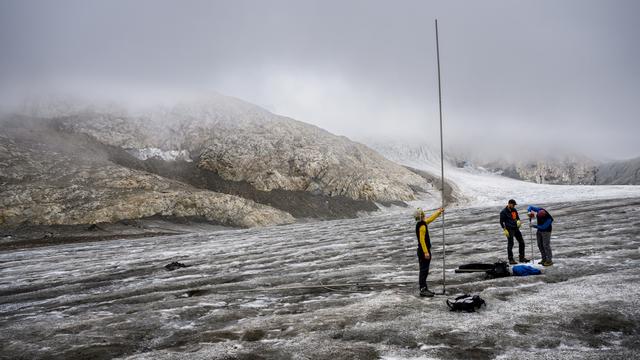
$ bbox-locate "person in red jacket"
[528,205,555,266]
[414,207,444,297]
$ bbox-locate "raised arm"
[527,205,541,213]
[425,208,444,225]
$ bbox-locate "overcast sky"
[1,0,638,160]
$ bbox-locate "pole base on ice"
[529,218,535,263]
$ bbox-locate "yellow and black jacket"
[415,210,443,257]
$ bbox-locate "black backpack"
[446,294,486,312]
[485,261,511,279]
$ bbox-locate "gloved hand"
[531,224,538,229]
[517,220,522,228]
[503,228,509,237]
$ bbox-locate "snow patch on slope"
[126,148,192,162]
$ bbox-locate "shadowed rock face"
[487,157,640,185]
[497,156,640,186]
[1,94,432,228]
[102,143,380,219]
[596,157,640,185]
[0,117,295,228]
[481,159,598,185]
[40,94,427,202]
[366,140,626,186]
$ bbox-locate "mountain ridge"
[362,139,639,185]
[0,94,434,229]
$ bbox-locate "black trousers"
[506,228,525,260]
[417,250,431,289]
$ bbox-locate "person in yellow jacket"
[414,207,444,297]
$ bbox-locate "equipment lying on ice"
[485,261,511,279]
[446,294,486,312]
[454,262,512,279]
[512,264,542,276]
[454,263,495,273]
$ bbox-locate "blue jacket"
[527,205,553,232]
[512,265,542,276]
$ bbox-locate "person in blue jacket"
[527,205,554,266]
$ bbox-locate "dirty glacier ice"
[1,197,639,359]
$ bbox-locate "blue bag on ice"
[512,265,542,276]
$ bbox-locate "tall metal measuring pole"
[435,19,446,295]
[529,217,535,263]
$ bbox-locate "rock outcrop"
[46,95,426,203]
[0,118,295,228]
[480,157,640,186]
[364,139,616,186]
[596,157,640,185]
[484,159,598,185]
[1,94,431,228]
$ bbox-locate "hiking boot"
[519,257,530,263]
[508,259,518,265]
[543,260,554,266]
[420,287,435,297]
[538,260,545,265]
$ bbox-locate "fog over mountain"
[2,3,640,358]
[1,0,639,161]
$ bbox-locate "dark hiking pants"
[418,252,431,289]
[506,228,525,260]
[536,231,552,261]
